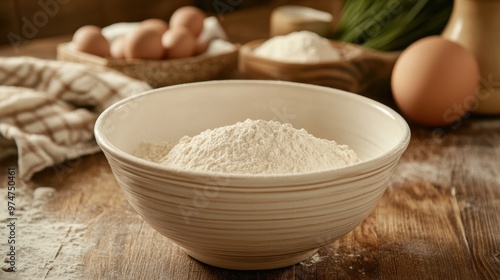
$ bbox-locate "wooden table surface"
[1,3,500,280]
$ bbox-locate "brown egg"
[162,26,197,59]
[195,40,209,55]
[123,26,164,60]
[140,18,169,35]
[110,36,125,59]
[391,36,480,127]
[169,6,205,37]
[72,25,110,57]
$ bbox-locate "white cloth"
[0,57,151,180]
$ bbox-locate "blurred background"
[0,0,341,46]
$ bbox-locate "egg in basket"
[57,6,238,88]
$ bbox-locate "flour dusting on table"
[300,252,326,267]
[0,184,89,279]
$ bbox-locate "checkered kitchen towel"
[0,56,151,180]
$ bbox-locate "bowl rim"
[94,80,410,182]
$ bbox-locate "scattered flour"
[300,252,326,267]
[253,31,341,63]
[136,119,360,174]
[0,184,88,279]
[135,140,173,163]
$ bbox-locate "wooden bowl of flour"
[95,80,410,271]
[239,39,400,95]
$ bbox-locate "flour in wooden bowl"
[253,31,341,63]
[136,119,360,174]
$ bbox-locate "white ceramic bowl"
[95,80,410,270]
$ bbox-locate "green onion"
[331,0,453,51]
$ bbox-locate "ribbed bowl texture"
[94,80,410,270]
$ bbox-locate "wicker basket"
[57,43,239,88]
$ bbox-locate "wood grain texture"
[2,117,499,279]
[238,39,399,96]
[0,34,69,58]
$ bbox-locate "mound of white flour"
[253,31,341,63]
[136,119,360,174]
